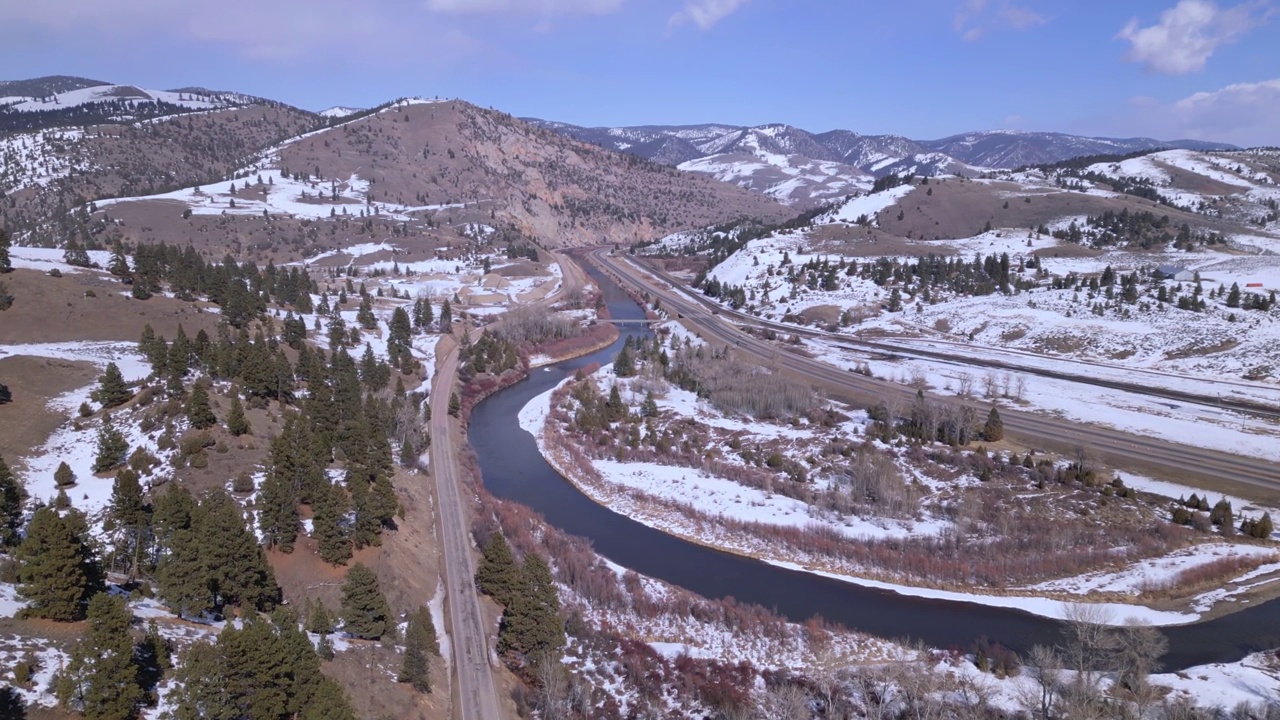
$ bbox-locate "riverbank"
[517,365,1280,628]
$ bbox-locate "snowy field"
[517,355,1279,627]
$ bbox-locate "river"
[468,263,1280,670]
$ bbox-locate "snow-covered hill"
[0,81,253,133]
[320,106,364,118]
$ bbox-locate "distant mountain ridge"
[525,118,1237,171]
[523,118,1237,206]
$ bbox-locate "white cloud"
[1167,78,1280,145]
[953,0,1047,41]
[667,0,749,31]
[422,0,622,15]
[1117,0,1263,74]
[1090,78,1280,147]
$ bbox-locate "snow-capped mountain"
[526,117,1239,206]
[0,78,255,133]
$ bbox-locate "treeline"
[1045,210,1225,250]
[705,251,1034,313]
[0,98,226,134]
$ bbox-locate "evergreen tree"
[475,533,521,607]
[93,415,129,473]
[107,240,131,280]
[185,379,216,430]
[55,593,143,720]
[301,678,357,720]
[448,392,461,417]
[439,298,452,332]
[0,452,26,546]
[1226,282,1242,308]
[499,553,564,659]
[340,563,392,640]
[0,228,11,273]
[55,460,76,487]
[108,468,151,580]
[17,507,100,621]
[641,391,659,418]
[983,407,1004,442]
[312,481,351,566]
[0,686,25,719]
[94,363,132,408]
[389,306,411,348]
[614,342,635,378]
[198,490,278,611]
[398,604,438,693]
[0,382,10,403]
[226,395,250,436]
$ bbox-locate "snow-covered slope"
[320,106,364,118]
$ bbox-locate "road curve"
[590,249,1280,497]
[428,337,503,720]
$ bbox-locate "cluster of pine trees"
[474,533,564,674]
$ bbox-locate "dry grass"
[0,268,220,344]
[0,355,98,466]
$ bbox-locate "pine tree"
[475,533,521,607]
[94,363,132,408]
[312,481,351,566]
[107,240,131,279]
[448,392,461,417]
[55,593,143,720]
[301,677,357,720]
[0,227,11,273]
[17,507,99,621]
[340,563,392,640]
[0,452,26,546]
[983,407,1004,442]
[259,463,300,555]
[197,490,278,612]
[93,415,129,473]
[499,553,564,659]
[185,379,216,430]
[226,395,250,436]
[641,391,659,418]
[439,298,452,332]
[108,468,150,579]
[614,344,635,377]
[55,460,76,487]
[399,604,438,693]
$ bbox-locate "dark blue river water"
[468,263,1280,670]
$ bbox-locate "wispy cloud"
[1087,78,1280,146]
[1117,0,1266,74]
[667,0,750,32]
[953,0,1047,41]
[2,0,484,65]
[422,0,623,15]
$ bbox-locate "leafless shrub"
[495,305,583,345]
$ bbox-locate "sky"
[0,0,1277,146]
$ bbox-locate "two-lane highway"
[427,335,503,720]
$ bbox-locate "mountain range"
[525,119,1238,205]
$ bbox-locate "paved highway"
[427,336,503,720]
[589,249,1280,497]
[424,247,587,720]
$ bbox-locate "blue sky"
[2,0,1277,144]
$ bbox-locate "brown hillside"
[270,100,793,247]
